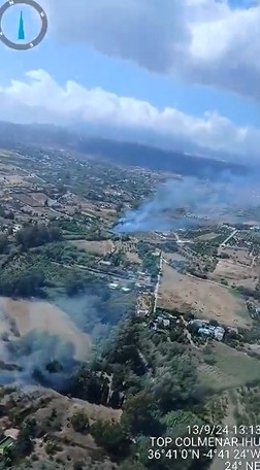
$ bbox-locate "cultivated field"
[218,246,252,265]
[208,386,259,470]
[15,192,48,207]
[80,201,117,223]
[211,258,258,289]
[71,239,114,256]
[158,263,251,328]
[0,175,27,186]
[194,232,219,241]
[116,239,142,264]
[162,252,187,263]
[198,342,260,391]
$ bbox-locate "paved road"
[152,251,163,314]
[221,229,237,247]
[50,261,129,280]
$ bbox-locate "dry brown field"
[194,232,219,241]
[158,263,251,328]
[71,239,114,256]
[211,258,258,289]
[0,297,91,361]
[218,246,252,265]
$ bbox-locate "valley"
[0,143,259,469]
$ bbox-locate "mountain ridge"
[0,121,249,178]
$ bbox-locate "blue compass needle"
[18,10,25,40]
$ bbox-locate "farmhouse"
[189,319,225,341]
[0,428,19,457]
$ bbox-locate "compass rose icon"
[18,10,25,40]
[0,0,48,50]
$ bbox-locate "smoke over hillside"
[115,173,260,233]
[0,291,133,390]
[0,299,90,389]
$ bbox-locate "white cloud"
[42,0,260,100]
[188,3,260,98]
[1,69,259,160]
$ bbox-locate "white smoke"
[115,173,260,233]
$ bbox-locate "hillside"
[0,122,248,179]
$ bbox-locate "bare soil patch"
[10,389,120,469]
[158,263,251,328]
[3,175,26,186]
[71,240,114,256]
[211,258,258,289]
[218,246,252,266]
[162,252,186,262]
[81,202,117,223]
[125,251,141,264]
[16,192,48,207]
[116,239,142,264]
[195,232,218,241]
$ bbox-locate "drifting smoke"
[3,332,78,389]
[115,173,260,233]
[0,300,87,390]
[0,290,133,390]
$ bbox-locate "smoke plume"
[115,173,260,233]
[0,290,133,390]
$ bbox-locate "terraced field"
[198,342,260,391]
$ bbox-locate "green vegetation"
[71,412,90,433]
[214,345,260,385]
[236,285,260,301]
[15,223,62,250]
[63,316,216,468]
[0,234,8,254]
[191,241,218,257]
[236,387,260,425]
[0,266,46,297]
[91,421,130,457]
[0,147,259,470]
[0,420,36,468]
[0,231,101,298]
[199,342,260,391]
[137,241,159,279]
[56,219,92,238]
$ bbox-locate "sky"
[0,0,259,163]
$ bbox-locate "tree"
[46,360,63,374]
[65,274,85,296]
[15,223,62,250]
[101,379,109,405]
[105,318,145,375]
[0,234,8,254]
[71,412,89,433]
[6,211,14,220]
[91,421,130,457]
[71,368,105,403]
[109,390,121,409]
[152,359,199,413]
[15,421,34,456]
[57,182,66,195]
[122,390,164,436]
[0,268,46,297]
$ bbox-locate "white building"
[214,327,225,341]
